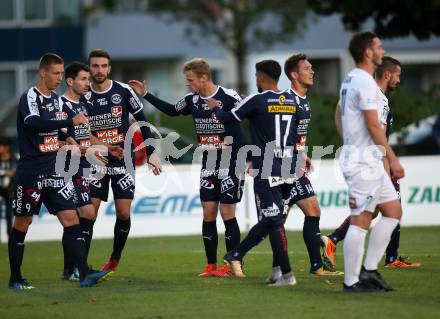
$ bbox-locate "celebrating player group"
[8,31,419,292]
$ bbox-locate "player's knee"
[219,203,236,220]
[13,216,33,232]
[58,210,80,227]
[299,198,321,217]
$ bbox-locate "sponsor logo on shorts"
[220,176,235,193]
[58,182,75,200]
[200,178,215,190]
[14,185,23,213]
[25,189,41,205]
[117,174,135,191]
[88,177,102,188]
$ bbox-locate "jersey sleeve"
[222,88,242,112]
[125,85,144,115]
[20,89,40,124]
[231,94,257,121]
[357,79,379,111]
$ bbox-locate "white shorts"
[343,165,399,216]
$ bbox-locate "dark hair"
[284,53,307,81]
[349,32,378,64]
[88,49,111,65]
[39,53,64,70]
[255,60,281,81]
[65,62,90,84]
[376,56,401,78]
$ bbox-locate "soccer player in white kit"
[339,32,405,293]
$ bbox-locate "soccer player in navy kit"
[321,56,420,270]
[208,60,296,286]
[59,61,124,280]
[129,58,243,277]
[85,49,161,274]
[8,53,111,289]
[265,54,343,283]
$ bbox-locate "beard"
[92,74,107,84]
[257,86,262,93]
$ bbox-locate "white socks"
[364,217,400,271]
[344,225,367,286]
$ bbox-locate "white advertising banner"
[1,156,439,242]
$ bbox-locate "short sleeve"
[357,79,379,111]
[222,88,242,112]
[231,94,257,121]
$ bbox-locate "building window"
[0,0,14,22]
[24,0,49,21]
[54,0,80,25]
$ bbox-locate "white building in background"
[86,12,440,99]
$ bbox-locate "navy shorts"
[72,174,92,207]
[199,150,245,204]
[89,166,135,201]
[253,178,291,226]
[285,175,315,208]
[199,171,244,204]
[12,173,76,216]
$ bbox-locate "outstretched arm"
[206,98,241,123]
[129,80,180,117]
[26,112,88,132]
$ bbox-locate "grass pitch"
[1,226,439,319]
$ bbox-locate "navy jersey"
[16,87,63,175]
[175,86,242,151]
[385,108,393,139]
[59,95,92,168]
[288,88,312,153]
[229,90,298,177]
[84,80,143,166]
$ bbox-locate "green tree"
[309,0,440,39]
[146,0,308,93]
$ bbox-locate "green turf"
[1,226,439,319]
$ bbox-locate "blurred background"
[1,0,440,157]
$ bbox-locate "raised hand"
[128,80,148,96]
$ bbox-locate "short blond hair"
[183,58,212,79]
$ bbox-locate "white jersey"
[339,68,383,173]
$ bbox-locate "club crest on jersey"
[112,106,122,117]
[193,95,199,104]
[295,96,300,105]
[279,95,286,105]
[111,94,122,104]
[84,91,92,100]
[55,112,67,120]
